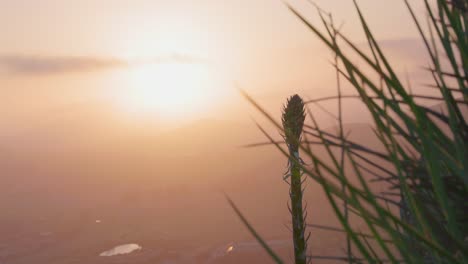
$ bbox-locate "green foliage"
[230,0,468,263]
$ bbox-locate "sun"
[117,62,218,119]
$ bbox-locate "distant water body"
[99,243,142,256]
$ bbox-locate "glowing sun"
[117,62,219,119]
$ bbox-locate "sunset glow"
[1,0,446,263]
[117,62,218,118]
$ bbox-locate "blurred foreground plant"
[229,0,468,263]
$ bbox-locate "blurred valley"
[2,99,465,264]
[0,106,383,264]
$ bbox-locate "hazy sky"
[0,0,428,128]
[0,0,422,55]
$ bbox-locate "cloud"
[0,55,128,75]
[376,38,436,79]
[0,53,207,76]
[128,53,209,67]
[377,38,428,65]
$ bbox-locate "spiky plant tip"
[282,94,306,151]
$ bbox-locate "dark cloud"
[0,53,207,76]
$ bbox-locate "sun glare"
[117,62,219,119]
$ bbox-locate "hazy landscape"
[1,0,467,263]
[0,117,337,263]
[0,109,404,263]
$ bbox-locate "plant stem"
[289,150,307,264]
[282,94,307,264]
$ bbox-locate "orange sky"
[0,0,429,128]
[0,3,441,258]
